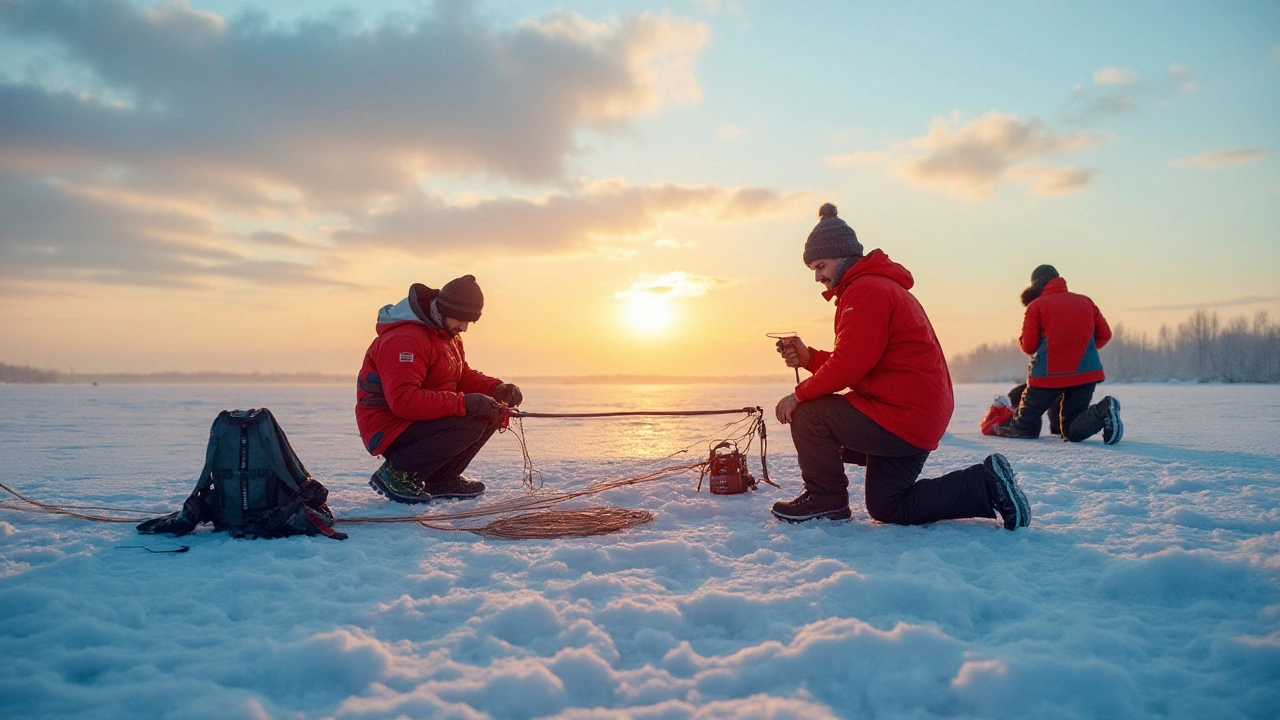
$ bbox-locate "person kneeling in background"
[989,265,1122,445]
[773,203,1030,531]
[355,275,522,504]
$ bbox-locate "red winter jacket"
[356,284,502,455]
[1020,277,1111,389]
[794,250,954,451]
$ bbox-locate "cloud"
[1169,148,1272,170]
[1005,164,1097,196]
[0,171,347,288]
[1168,63,1199,93]
[0,1,716,289]
[1059,66,1149,120]
[248,231,311,248]
[843,112,1099,200]
[0,0,709,205]
[1129,296,1280,313]
[614,271,735,299]
[716,123,748,140]
[1093,67,1139,86]
[335,180,800,257]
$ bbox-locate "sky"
[0,0,1277,377]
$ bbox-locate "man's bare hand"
[775,393,799,424]
[775,336,812,369]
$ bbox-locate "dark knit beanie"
[436,275,484,322]
[1021,265,1060,307]
[1030,264,1059,286]
[803,203,863,265]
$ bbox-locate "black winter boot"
[1099,396,1123,445]
[421,475,486,499]
[771,491,852,523]
[983,453,1030,531]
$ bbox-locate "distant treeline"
[0,366,349,385]
[0,363,64,384]
[949,310,1280,383]
[1,365,787,386]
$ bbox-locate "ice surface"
[1,383,1277,719]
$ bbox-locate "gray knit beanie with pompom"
[803,203,863,265]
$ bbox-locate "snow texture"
[1,383,1278,719]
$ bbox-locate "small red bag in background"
[980,395,1015,435]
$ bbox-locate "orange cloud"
[614,271,736,299]
[0,2,709,206]
[838,112,1099,200]
[336,181,803,257]
[1169,148,1271,170]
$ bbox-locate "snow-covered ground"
[1,382,1277,719]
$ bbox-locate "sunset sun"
[622,292,675,336]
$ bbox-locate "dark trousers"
[1006,382,1104,442]
[1008,383,1061,435]
[383,415,499,483]
[790,396,995,526]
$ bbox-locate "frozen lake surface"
[1,382,1278,719]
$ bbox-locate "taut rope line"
[0,406,774,539]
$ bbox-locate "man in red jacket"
[991,265,1122,444]
[356,276,523,503]
[772,204,1029,530]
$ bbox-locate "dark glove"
[492,383,523,407]
[465,393,501,418]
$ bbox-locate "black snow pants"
[1005,382,1107,442]
[383,414,500,483]
[790,395,996,526]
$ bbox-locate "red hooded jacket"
[794,250,954,451]
[1020,277,1111,388]
[356,284,502,456]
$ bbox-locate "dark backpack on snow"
[138,408,347,540]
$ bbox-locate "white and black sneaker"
[983,453,1030,531]
[1100,396,1123,445]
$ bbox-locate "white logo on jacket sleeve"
[399,352,414,362]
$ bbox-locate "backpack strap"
[177,410,228,525]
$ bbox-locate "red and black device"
[699,441,758,495]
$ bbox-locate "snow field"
[1,383,1277,719]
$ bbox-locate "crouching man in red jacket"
[990,265,1122,444]
[772,204,1029,530]
[355,276,522,504]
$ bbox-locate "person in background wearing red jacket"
[772,204,1030,530]
[991,265,1123,444]
[356,276,523,504]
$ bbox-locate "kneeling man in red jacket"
[772,204,1029,530]
[990,265,1122,444]
[356,276,522,504]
